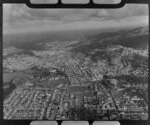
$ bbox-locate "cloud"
[4,15,148,34]
[3,3,148,34]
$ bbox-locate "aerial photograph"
[3,2,149,120]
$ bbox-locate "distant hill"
[71,27,148,54]
[70,27,148,68]
[3,49,35,59]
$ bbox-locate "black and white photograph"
[3,1,149,120]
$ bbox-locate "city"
[3,27,148,120]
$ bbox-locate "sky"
[3,1,149,34]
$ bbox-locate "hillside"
[71,27,148,52]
